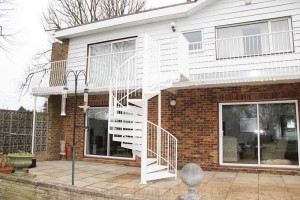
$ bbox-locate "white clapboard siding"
[65,0,300,89]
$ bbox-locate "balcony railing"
[31,50,137,95]
[216,30,294,59]
[187,30,300,85]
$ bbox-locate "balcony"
[186,30,300,86]
[31,31,300,96]
[31,50,138,96]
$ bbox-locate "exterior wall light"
[244,0,251,5]
[171,21,176,32]
[170,98,176,120]
[61,86,68,116]
[170,99,177,107]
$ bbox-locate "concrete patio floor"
[28,161,300,200]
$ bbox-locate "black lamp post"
[61,69,88,186]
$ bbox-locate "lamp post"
[61,69,88,186]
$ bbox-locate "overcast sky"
[0,0,185,111]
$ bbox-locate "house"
[31,0,300,184]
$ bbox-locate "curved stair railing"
[108,35,178,183]
[147,121,178,177]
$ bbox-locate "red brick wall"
[51,40,69,61]
[155,82,300,175]
[48,82,300,175]
[47,95,63,160]
[60,94,141,167]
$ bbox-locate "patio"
[26,161,300,200]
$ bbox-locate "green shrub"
[8,151,34,157]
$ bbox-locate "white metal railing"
[31,51,136,95]
[109,50,141,116]
[108,38,178,181]
[109,39,178,115]
[216,30,294,59]
[147,121,177,175]
[188,30,300,84]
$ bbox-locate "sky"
[0,0,185,111]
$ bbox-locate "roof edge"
[55,0,215,39]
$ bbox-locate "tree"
[44,0,146,31]
[18,106,29,112]
[0,0,15,52]
[100,0,145,19]
[20,0,146,95]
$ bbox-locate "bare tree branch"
[0,0,16,52]
[22,0,146,95]
[44,0,146,31]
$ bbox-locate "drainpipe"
[31,96,37,154]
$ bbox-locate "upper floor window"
[183,30,203,51]
[216,18,293,59]
[89,39,136,57]
[87,38,136,86]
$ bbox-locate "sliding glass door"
[85,107,133,159]
[222,104,259,164]
[220,101,299,167]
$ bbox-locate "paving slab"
[19,160,299,200]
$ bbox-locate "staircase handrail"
[110,38,179,104]
[147,120,178,176]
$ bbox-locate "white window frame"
[268,17,294,54]
[182,29,204,52]
[88,38,137,57]
[219,100,300,169]
[87,38,137,88]
[216,17,294,59]
[84,107,135,161]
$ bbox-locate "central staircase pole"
[157,92,162,165]
[141,34,150,184]
[141,99,148,184]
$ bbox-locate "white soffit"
[55,0,216,39]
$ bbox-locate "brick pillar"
[46,40,69,160]
[51,39,69,61]
[47,95,63,160]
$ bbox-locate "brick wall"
[154,82,300,175]
[47,95,63,160]
[51,40,69,61]
[47,76,300,174]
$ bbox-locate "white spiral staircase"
[108,35,179,184]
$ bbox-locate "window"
[89,39,136,56]
[220,101,299,167]
[88,38,136,86]
[85,107,134,159]
[216,18,293,59]
[183,31,203,51]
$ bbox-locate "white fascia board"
[55,4,195,39]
